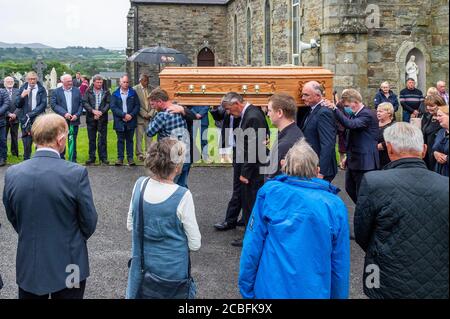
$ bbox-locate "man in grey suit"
[3,113,98,299]
[133,74,155,161]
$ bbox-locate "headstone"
[50,67,57,89]
[33,56,47,83]
[45,74,51,90]
[13,72,24,87]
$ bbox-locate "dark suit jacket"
[16,82,48,126]
[301,103,338,178]
[82,86,111,124]
[5,87,20,125]
[210,106,241,149]
[110,87,140,131]
[51,86,83,126]
[334,106,380,171]
[2,150,98,295]
[236,105,269,180]
[0,89,10,127]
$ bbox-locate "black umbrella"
[127,44,192,65]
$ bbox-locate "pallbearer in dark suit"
[3,114,97,299]
[16,71,47,160]
[300,81,338,182]
[83,74,111,165]
[327,89,380,203]
[51,74,83,162]
[3,76,20,158]
[221,92,269,247]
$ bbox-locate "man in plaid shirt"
[147,88,191,188]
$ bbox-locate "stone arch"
[196,43,217,66]
[197,47,215,67]
[396,41,430,93]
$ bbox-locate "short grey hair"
[139,74,149,81]
[282,139,318,178]
[383,122,424,154]
[221,92,244,106]
[120,74,129,81]
[92,74,103,82]
[61,74,72,81]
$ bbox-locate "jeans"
[175,163,191,188]
[0,125,7,160]
[117,129,135,161]
[402,110,411,123]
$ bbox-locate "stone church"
[126,0,449,105]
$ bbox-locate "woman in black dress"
[421,95,446,170]
[376,102,396,168]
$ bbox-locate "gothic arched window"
[246,8,252,65]
[264,0,272,65]
[234,15,238,64]
[292,0,301,65]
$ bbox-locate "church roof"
[131,0,230,4]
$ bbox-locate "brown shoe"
[115,159,123,166]
[138,155,145,161]
[128,159,136,166]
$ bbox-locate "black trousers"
[22,135,33,160]
[241,175,264,227]
[224,162,242,225]
[87,118,108,161]
[6,121,19,156]
[18,280,86,299]
[345,169,370,204]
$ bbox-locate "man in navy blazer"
[3,76,21,158]
[300,81,337,182]
[328,89,379,203]
[51,74,83,162]
[3,114,97,299]
[110,75,140,166]
[15,71,48,160]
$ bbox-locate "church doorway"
[197,47,215,66]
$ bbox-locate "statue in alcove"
[406,55,419,84]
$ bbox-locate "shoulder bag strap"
[139,177,150,274]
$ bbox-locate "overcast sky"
[0,0,130,49]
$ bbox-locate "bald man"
[299,81,337,182]
[437,81,449,104]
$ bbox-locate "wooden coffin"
[159,66,334,107]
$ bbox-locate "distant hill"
[0,42,54,49]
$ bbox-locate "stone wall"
[127,3,229,87]
[225,0,291,66]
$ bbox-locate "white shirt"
[126,178,201,251]
[354,104,365,117]
[29,85,38,110]
[63,87,72,113]
[35,147,60,157]
[311,100,323,112]
[228,115,235,147]
[121,90,129,113]
[238,102,251,128]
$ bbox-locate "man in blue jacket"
[51,74,83,162]
[328,89,379,204]
[300,81,337,182]
[16,71,48,160]
[239,139,350,299]
[110,75,140,166]
[0,87,10,166]
[3,114,97,299]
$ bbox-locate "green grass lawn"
[6,113,340,166]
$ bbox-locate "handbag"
[136,178,195,299]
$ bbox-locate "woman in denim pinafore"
[126,138,201,299]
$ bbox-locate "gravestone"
[50,67,58,89]
[33,56,47,83]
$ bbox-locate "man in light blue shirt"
[50,74,83,162]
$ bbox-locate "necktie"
[8,89,12,99]
[28,86,34,110]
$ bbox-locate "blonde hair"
[380,81,390,88]
[341,88,363,103]
[438,105,449,116]
[31,114,68,146]
[282,139,318,178]
[426,87,439,96]
[377,102,395,119]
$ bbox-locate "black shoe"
[128,159,136,166]
[100,160,110,166]
[214,221,236,231]
[85,159,95,165]
[115,160,123,166]
[231,239,243,247]
[236,219,245,227]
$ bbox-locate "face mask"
[344,107,354,116]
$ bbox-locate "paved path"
[0,166,366,299]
